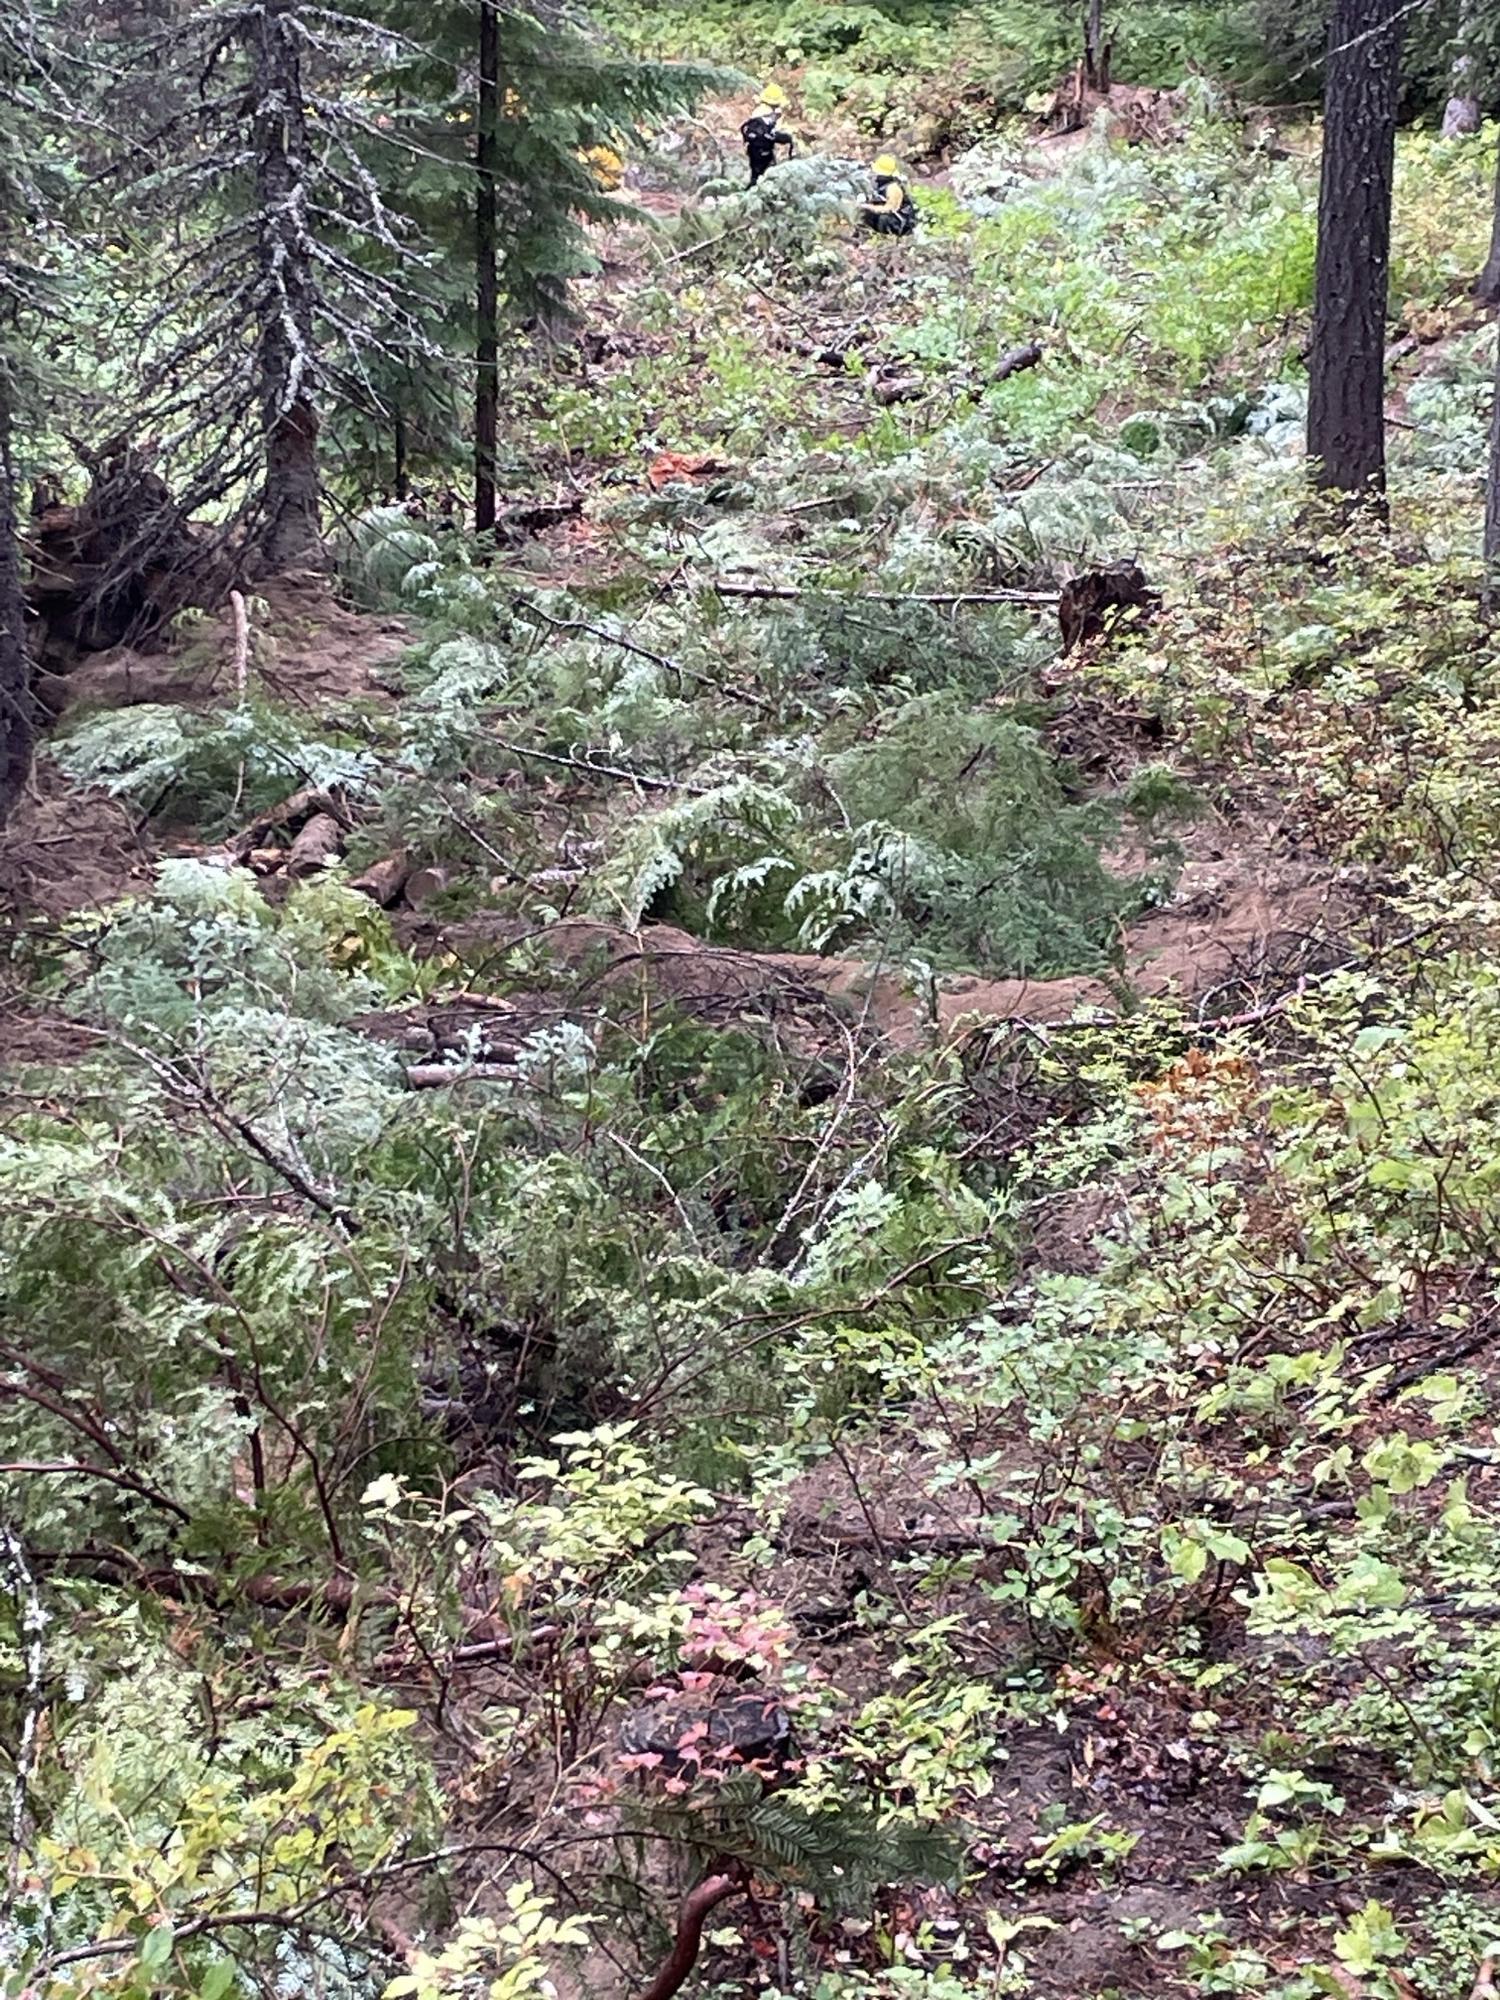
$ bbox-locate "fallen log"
[285,812,345,878]
[350,851,411,907]
[229,786,347,861]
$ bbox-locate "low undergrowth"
[10,60,1500,2000]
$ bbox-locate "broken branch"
[634,1865,749,2000]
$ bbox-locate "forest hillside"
[7,3,1500,1997]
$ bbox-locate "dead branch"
[403,1062,516,1089]
[97,1033,358,1230]
[229,588,249,698]
[514,598,773,713]
[696,580,1061,609]
[491,737,708,794]
[634,1866,749,2000]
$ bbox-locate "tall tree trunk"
[475,0,500,537]
[249,0,324,572]
[1307,0,1405,502]
[393,404,408,502]
[1481,138,1500,305]
[1442,1,1482,137]
[0,405,34,828]
[1486,316,1500,609]
[1083,0,1110,92]
[1487,150,1500,613]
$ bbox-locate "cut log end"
[350,852,412,907]
[404,864,452,909]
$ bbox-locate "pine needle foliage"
[634,1771,963,1915]
[373,0,730,330]
[52,700,375,829]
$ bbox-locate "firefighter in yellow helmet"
[742,82,795,187]
[862,153,917,237]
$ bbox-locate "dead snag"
[1057,562,1159,656]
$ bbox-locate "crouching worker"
[742,83,795,186]
[863,154,917,236]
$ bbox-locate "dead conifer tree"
[97,0,445,579]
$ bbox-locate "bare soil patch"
[35,571,411,719]
[0,1002,100,1071]
[0,760,154,919]
[251,572,412,706]
[397,837,1354,1066]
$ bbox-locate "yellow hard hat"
[873,154,900,177]
[760,82,787,107]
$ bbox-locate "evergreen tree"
[1083,0,1111,92]
[374,1,723,525]
[97,0,444,573]
[0,2,62,824]
[1486,140,1500,601]
[1307,0,1406,502]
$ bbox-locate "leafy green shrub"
[13,1667,436,1999]
[772,0,888,57]
[339,502,444,606]
[817,693,1141,971]
[74,859,415,1033]
[53,701,374,830]
[659,154,867,272]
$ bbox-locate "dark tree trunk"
[0,407,34,827]
[1083,0,1110,92]
[1486,316,1500,607]
[1480,138,1500,306]
[248,0,324,571]
[1307,0,1405,502]
[393,404,408,501]
[1487,147,1500,610]
[475,0,500,537]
